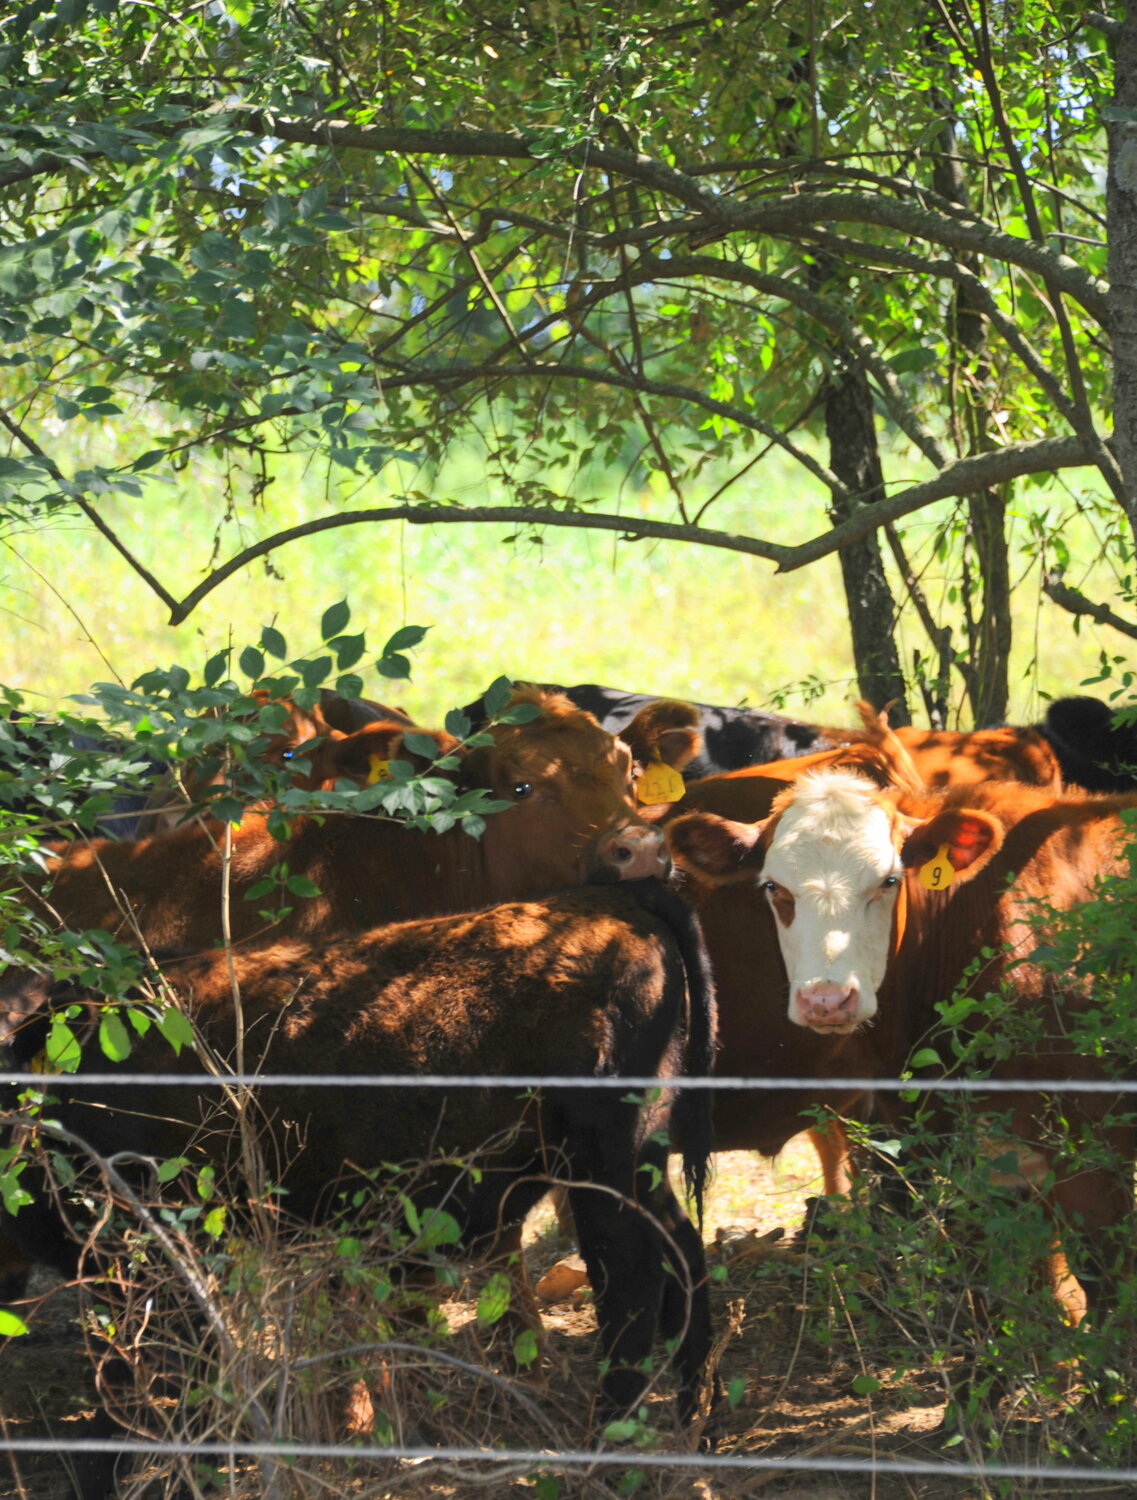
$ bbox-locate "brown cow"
[0,692,699,1307]
[505,683,1087,788]
[668,769,1137,1320]
[645,716,1064,1193]
[1,878,716,1499]
[15,689,700,951]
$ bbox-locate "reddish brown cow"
[893,723,1062,790]
[17,689,700,951]
[2,879,715,1499]
[669,769,1137,1319]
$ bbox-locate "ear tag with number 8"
[637,751,685,805]
[919,843,955,890]
[367,755,392,786]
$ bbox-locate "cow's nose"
[597,824,669,880]
[793,982,860,1031]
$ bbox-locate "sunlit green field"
[1,415,1130,728]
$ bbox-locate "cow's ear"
[900,807,1003,883]
[304,724,459,788]
[621,699,702,772]
[667,811,766,884]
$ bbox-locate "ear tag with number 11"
[919,844,955,890]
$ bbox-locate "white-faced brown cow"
[668,769,1137,1320]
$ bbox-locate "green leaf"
[726,1376,746,1409]
[402,733,441,761]
[332,633,366,671]
[98,1011,132,1063]
[239,646,265,680]
[476,1270,512,1327]
[204,650,230,688]
[851,1374,881,1396]
[512,1328,540,1367]
[157,1156,189,1184]
[412,1206,461,1249]
[376,652,411,680]
[260,626,287,660]
[157,1006,195,1056]
[0,1310,29,1338]
[46,1016,82,1073]
[284,874,321,897]
[909,1048,942,1069]
[482,676,513,717]
[203,1205,227,1239]
[321,600,351,639]
[382,624,428,655]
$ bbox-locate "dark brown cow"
[668,769,1137,1319]
[2,878,715,1499]
[16,689,700,951]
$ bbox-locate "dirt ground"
[0,1139,1129,1500]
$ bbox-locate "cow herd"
[2,681,1137,1496]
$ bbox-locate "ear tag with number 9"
[919,843,955,890]
[367,755,392,786]
[637,751,685,805]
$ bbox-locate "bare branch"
[1041,570,1137,640]
[162,434,1094,623]
[0,407,181,617]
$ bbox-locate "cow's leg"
[648,1180,713,1424]
[568,1179,666,1423]
[1049,1159,1134,1322]
[808,1119,855,1196]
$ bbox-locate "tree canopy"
[0,0,1132,722]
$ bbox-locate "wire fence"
[3,1059,1137,1491]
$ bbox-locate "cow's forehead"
[766,772,900,883]
[498,722,630,780]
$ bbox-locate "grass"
[0,413,1133,724]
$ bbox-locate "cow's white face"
[761,772,904,1033]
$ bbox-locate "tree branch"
[1041,570,1137,640]
[159,434,1094,623]
[197,113,1110,324]
[0,406,181,617]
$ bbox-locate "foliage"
[0,0,1131,721]
[790,811,1137,1483]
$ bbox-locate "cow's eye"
[881,874,900,889]
[512,782,533,799]
[282,750,295,761]
[761,880,778,895]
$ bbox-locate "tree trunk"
[1108,5,1137,545]
[780,31,909,725]
[930,7,1011,726]
[825,364,911,723]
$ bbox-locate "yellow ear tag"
[366,755,392,786]
[637,751,685,805]
[30,1048,59,1076]
[919,843,956,890]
